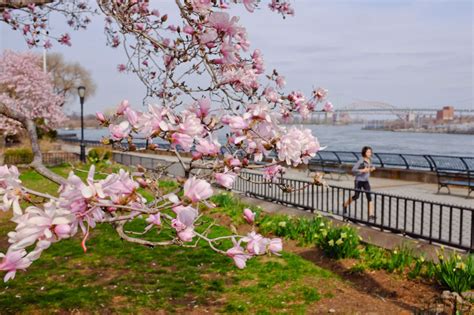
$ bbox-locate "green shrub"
[386,245,414,273]
[4,147,34,164]
[408,256,426,279]
[317,225,360,259]
[360,244,388,270]
[210,193,261,224]
[87,147,112,164]
[256,214,328,246]
[434,251,474,293]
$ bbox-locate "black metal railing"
[312,150,474,172]
[233,171,474,252]
[4,152,80,166]
[60,137,474,173]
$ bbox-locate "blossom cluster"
[0,164,281,282]
[0,50,66,135]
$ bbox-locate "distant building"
[436,106,454,121]
[406,111,416,122]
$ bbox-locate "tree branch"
[0,101,66,185]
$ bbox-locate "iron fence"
[4,151,80,166]
[61,137,474,173]
[313,150,474,172]
[234,171,474,252]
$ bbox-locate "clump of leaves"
[316,225,360,259]
[434,250,474,293]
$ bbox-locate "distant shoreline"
[362,127,474,135]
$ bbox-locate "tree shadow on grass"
[297,247,447,314]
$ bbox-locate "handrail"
[59,137,474,173]
[312,150,474,172]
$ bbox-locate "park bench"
[307,159,349,180]
[431,156,473,198]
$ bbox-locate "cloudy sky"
[1,0,472,114]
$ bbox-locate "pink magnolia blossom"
[196,138,220,156]
[222,115,248,130]
[243,0,258,12]
[268,238,283,255]
[323,101,334,112]
[243,231,269,255]
[109,121,131,141]
[170,132,193,151]
[314,87,328,101]
[146,213,161,226]
[208,12,241,38]
[183,177,213,202]
[226,243,252,269]
[124,107,139,127]
[192,97,211,119]
[276,75,286,89]
[8,202,75,251]
[177,227,195,242]
[191,0,212,13]
[0,165,22,215]
[178,112,204,137]
[243,208,255,224]
[117,64,127,72]
[215,172,236,189]
[0,249,31,282]
[263,165,285,182]
[117,99,130,115]
[58,33,71,46]
[171,205,198,242]
[96,112,106,123]
[183,25,194,35]
[277,127,321,166]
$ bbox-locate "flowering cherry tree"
[0,0,333,282]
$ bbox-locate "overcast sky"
[1,0,473,114]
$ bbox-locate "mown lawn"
[0,164,338,314]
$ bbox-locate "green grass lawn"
[0,164,338,314]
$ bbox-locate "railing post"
[470,210,474,252]
[399,154,409,170]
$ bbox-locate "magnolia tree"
[0,0,333,282]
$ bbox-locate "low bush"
[4,147,34,164]
[434,251,474,293]
[385,245,414,273]
[257,214,328,246]
[317,225,360,259]
[87,147,112,164]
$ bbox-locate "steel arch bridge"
[334,100,473,119]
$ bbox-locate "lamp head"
[77,86,86,99]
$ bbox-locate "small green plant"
[434,251,474,293]
[408,255,425,279]
[87,147,112,164]
[386,245,414,273]
[4,147,34,164]
[360,244,388,270]
[317,225,360,259]
[256,214,328,246]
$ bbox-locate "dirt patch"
[283,239,454,314]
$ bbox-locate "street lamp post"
[77,86,86,163]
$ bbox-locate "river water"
[59,124,474,156]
